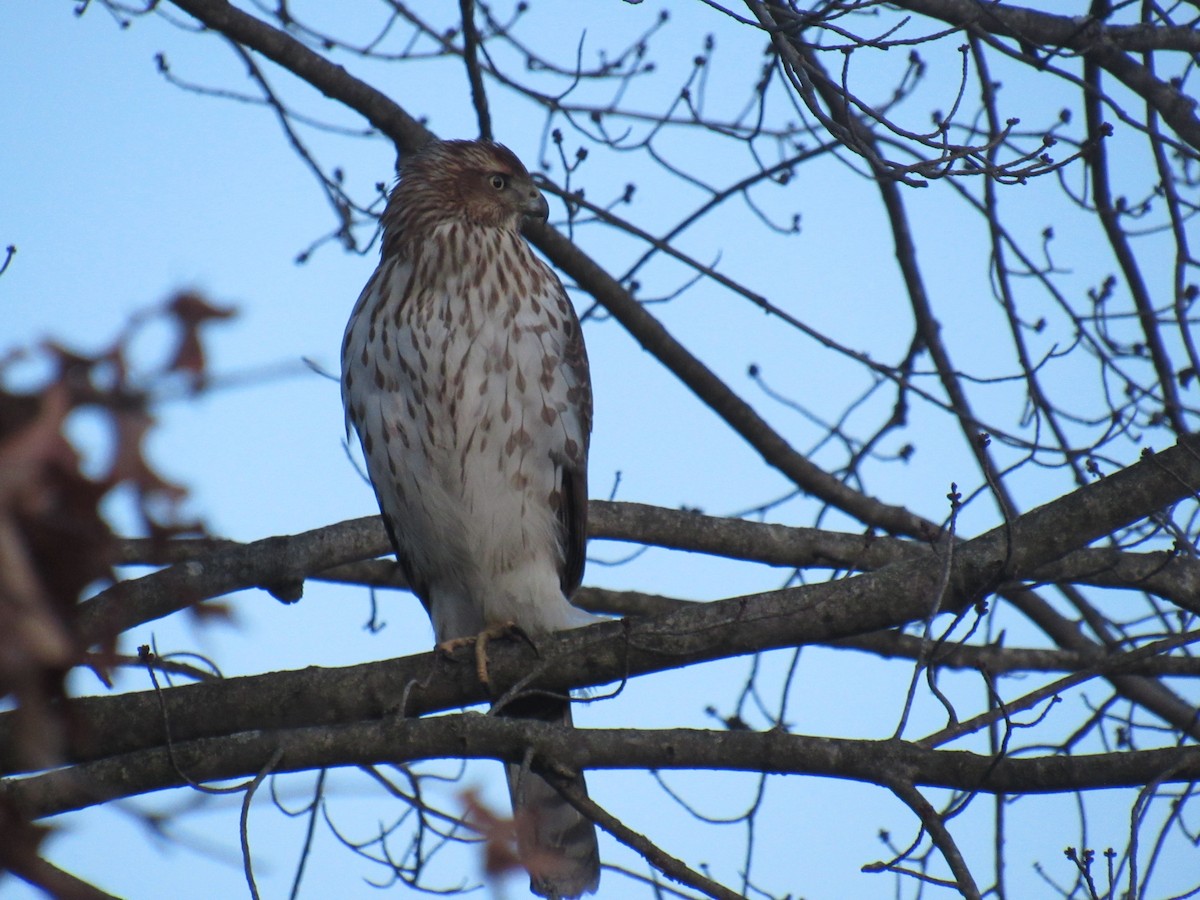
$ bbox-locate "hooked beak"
[522,188,550,222]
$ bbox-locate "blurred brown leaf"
[166,290,236,390]
[461,787,524,881]
[0,289,231,800]
[0,381,97,769]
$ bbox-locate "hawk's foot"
[437,621,532,688]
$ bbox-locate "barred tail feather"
[503,698,600,899]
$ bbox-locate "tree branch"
[5,714,1200,822]
[105,498,1200,641]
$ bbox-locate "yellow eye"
[489,174,507,190]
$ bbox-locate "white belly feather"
[342,246,593,642]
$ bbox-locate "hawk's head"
[394,140,550,231]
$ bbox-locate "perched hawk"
[341,139,600,898]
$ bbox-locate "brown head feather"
[381,140,548,260]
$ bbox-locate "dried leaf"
[165,291,236,389]
[460,788,523,879]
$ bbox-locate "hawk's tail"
[503,696,600,899]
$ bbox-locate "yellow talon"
[437,621,525,688]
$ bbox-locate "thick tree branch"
[104,499,1200,641]
[79,515,388,644]
[890,0,1200,54]
[5,714,1200,822]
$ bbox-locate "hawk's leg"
[437,621,534,688]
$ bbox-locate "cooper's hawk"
[341,139,600,898]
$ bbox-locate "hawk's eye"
[489,174,508,190]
